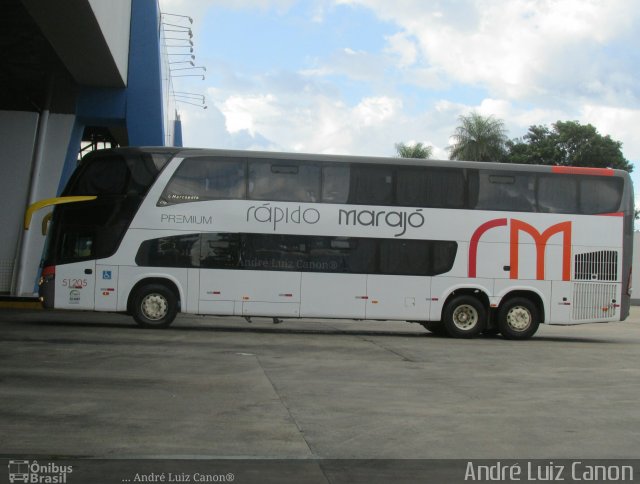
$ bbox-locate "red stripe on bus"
[551,166,614,176]
[468,218,508,278]
[598,212,624,217]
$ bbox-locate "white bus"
[30,147,634,339]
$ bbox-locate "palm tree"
[395,142,433,159]
[448,112,508,161]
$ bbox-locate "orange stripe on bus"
[551,166,614,176]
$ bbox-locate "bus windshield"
[45,149,176,265]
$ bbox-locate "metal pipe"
[13,75,54,295]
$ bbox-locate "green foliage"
[395,141,433,159]
[448,112,508,162]
[505,120,632,172]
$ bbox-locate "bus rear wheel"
[131,283,178,328]
[442,295,486,338]
[497,297,539,340]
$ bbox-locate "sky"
[159,0,640,201]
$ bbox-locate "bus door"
[54,260,96,310]
[366,275,430,320]
[94,265,118,311]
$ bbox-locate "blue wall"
[126,0,165,146]
[59,0,176,193]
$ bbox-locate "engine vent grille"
[572,283,617,321]
[574,250,618,281]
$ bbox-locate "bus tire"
[442,295,486,338]
[131,283,178,329]
[497,297,539,340]
[421,321,448,336]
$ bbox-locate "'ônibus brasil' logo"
[469,218,572,281]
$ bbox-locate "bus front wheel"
[497,297,540,340]
[131,284,178,329]
[442,295,486,338]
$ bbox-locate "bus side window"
[396,168,465,208]
[204,159,246,200]
[350,165,394,206]
[249,161,320,202]
[322,165,350,203]
[346,238,377,273]
[135,234,201,268]
[159,157,246,205]
[379,239,430,275]
[537,175,578,213]
[431,241,458,275]
[474,171,535,212]
[200,233,242,269]
[579,177,623,214]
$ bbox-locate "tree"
[505,120,632,172]
[395,141,433,159]
[448,112,508,161]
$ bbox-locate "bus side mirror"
[41,212,52,235]
[24,195,97,230]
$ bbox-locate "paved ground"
[1,308,639,482]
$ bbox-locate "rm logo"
[469,218,572,281]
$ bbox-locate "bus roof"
[102,146,631,179]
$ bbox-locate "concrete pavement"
[1,308,639,481]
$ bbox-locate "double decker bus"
[30,147,634,339]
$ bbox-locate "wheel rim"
[506,306,532,332]
[140,293,168,321]
[451,304,478,331]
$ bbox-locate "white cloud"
[302,48,389,83]
[217,94,279,135]
[384,32,418,67]
[170,0,640,182]
[581,105,640,162]
[339,0,640,103]
[353,96,401,126]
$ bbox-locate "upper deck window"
[396,167,465,208]
[248,160,320,202]
[322,165,350,203]
[580,177,623,214]
[537,175,578,213]
[153,152,626,215]
[471,171,536,212]
[159,157,246,205]
[350,165,394,205]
